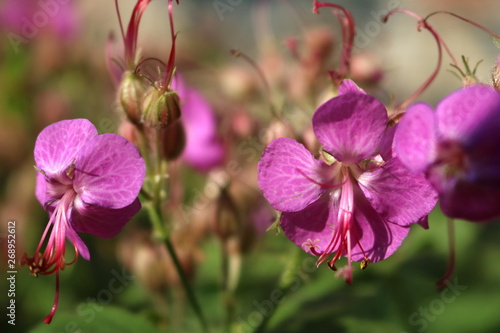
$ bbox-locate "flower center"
[436,140,468,178]
[305,163,369,283]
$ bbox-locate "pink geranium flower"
[258,80,437,283]
[172,75,225,172]
[395,85,500,221]
[22,119,145,323]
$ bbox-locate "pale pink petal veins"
[34,119,97,176]
[350,184,410,262]
[280,195,339,255]
[258,138,329,212]
[358,158,438,227]
[71,197,141,238]
[36,172,47,207]
[73,134,145,209]
[394,103,437,174]
[312,93,387,164]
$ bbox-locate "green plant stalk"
[139,128,210,333]
[145,204,210,333]
[252,246,302,333]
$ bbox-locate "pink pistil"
[22,190,79,324]
[308,166,368,283]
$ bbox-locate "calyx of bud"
[118,71,146,125]
[142,87,181,128]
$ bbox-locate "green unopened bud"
[142,87,181,128]
[118,71,145,125]
[160,120,185,160]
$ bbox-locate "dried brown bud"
[118,71,146,125]
[142,87,181,128]
[214,188,240,241]
[160,120,185,160]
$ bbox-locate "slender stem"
[383,9,443,111]
[425,11,500,39]
[164,237,210,333]
[221,249,233,333]
[145,204,210,333]
[436,217,456,291]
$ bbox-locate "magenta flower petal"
[378,124,397,161]
[173,75,225,172]
[36,172,47,207]
[358,158,437,227]
[429,172,500,221]
[338,79,366,95]
[394,103,437,173]
[465,108,500,183]
[312,93,387,164]
[351,191,410,262]
[280,196,337,255]
[72,197,141,238]
[436,85,500,141]
[34,119,97,176]
[258,138,328,212]
[65,226,90,260]
[73,133,145,209]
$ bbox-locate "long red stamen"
[43,271,60,324]
[22,190,79,324]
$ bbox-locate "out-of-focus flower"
[0,0,79,40]
[258,80,437,283]
[395,84,500,221]
[172,75,225,172]
[22,119,145,324]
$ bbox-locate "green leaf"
[29,305,163,333]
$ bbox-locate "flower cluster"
[16,0,500,330]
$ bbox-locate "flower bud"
[118,71,145,125]
[142,87,181,128]
[214,188,240,242]
[492,56,500,91]
[160,120,185,160]
[118,119,140,147]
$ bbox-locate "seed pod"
[117,71,145,125]
[214,188,240,242]
[142,87,181,128]
[160,120,185,160]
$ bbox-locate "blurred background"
[1,0,500,332]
